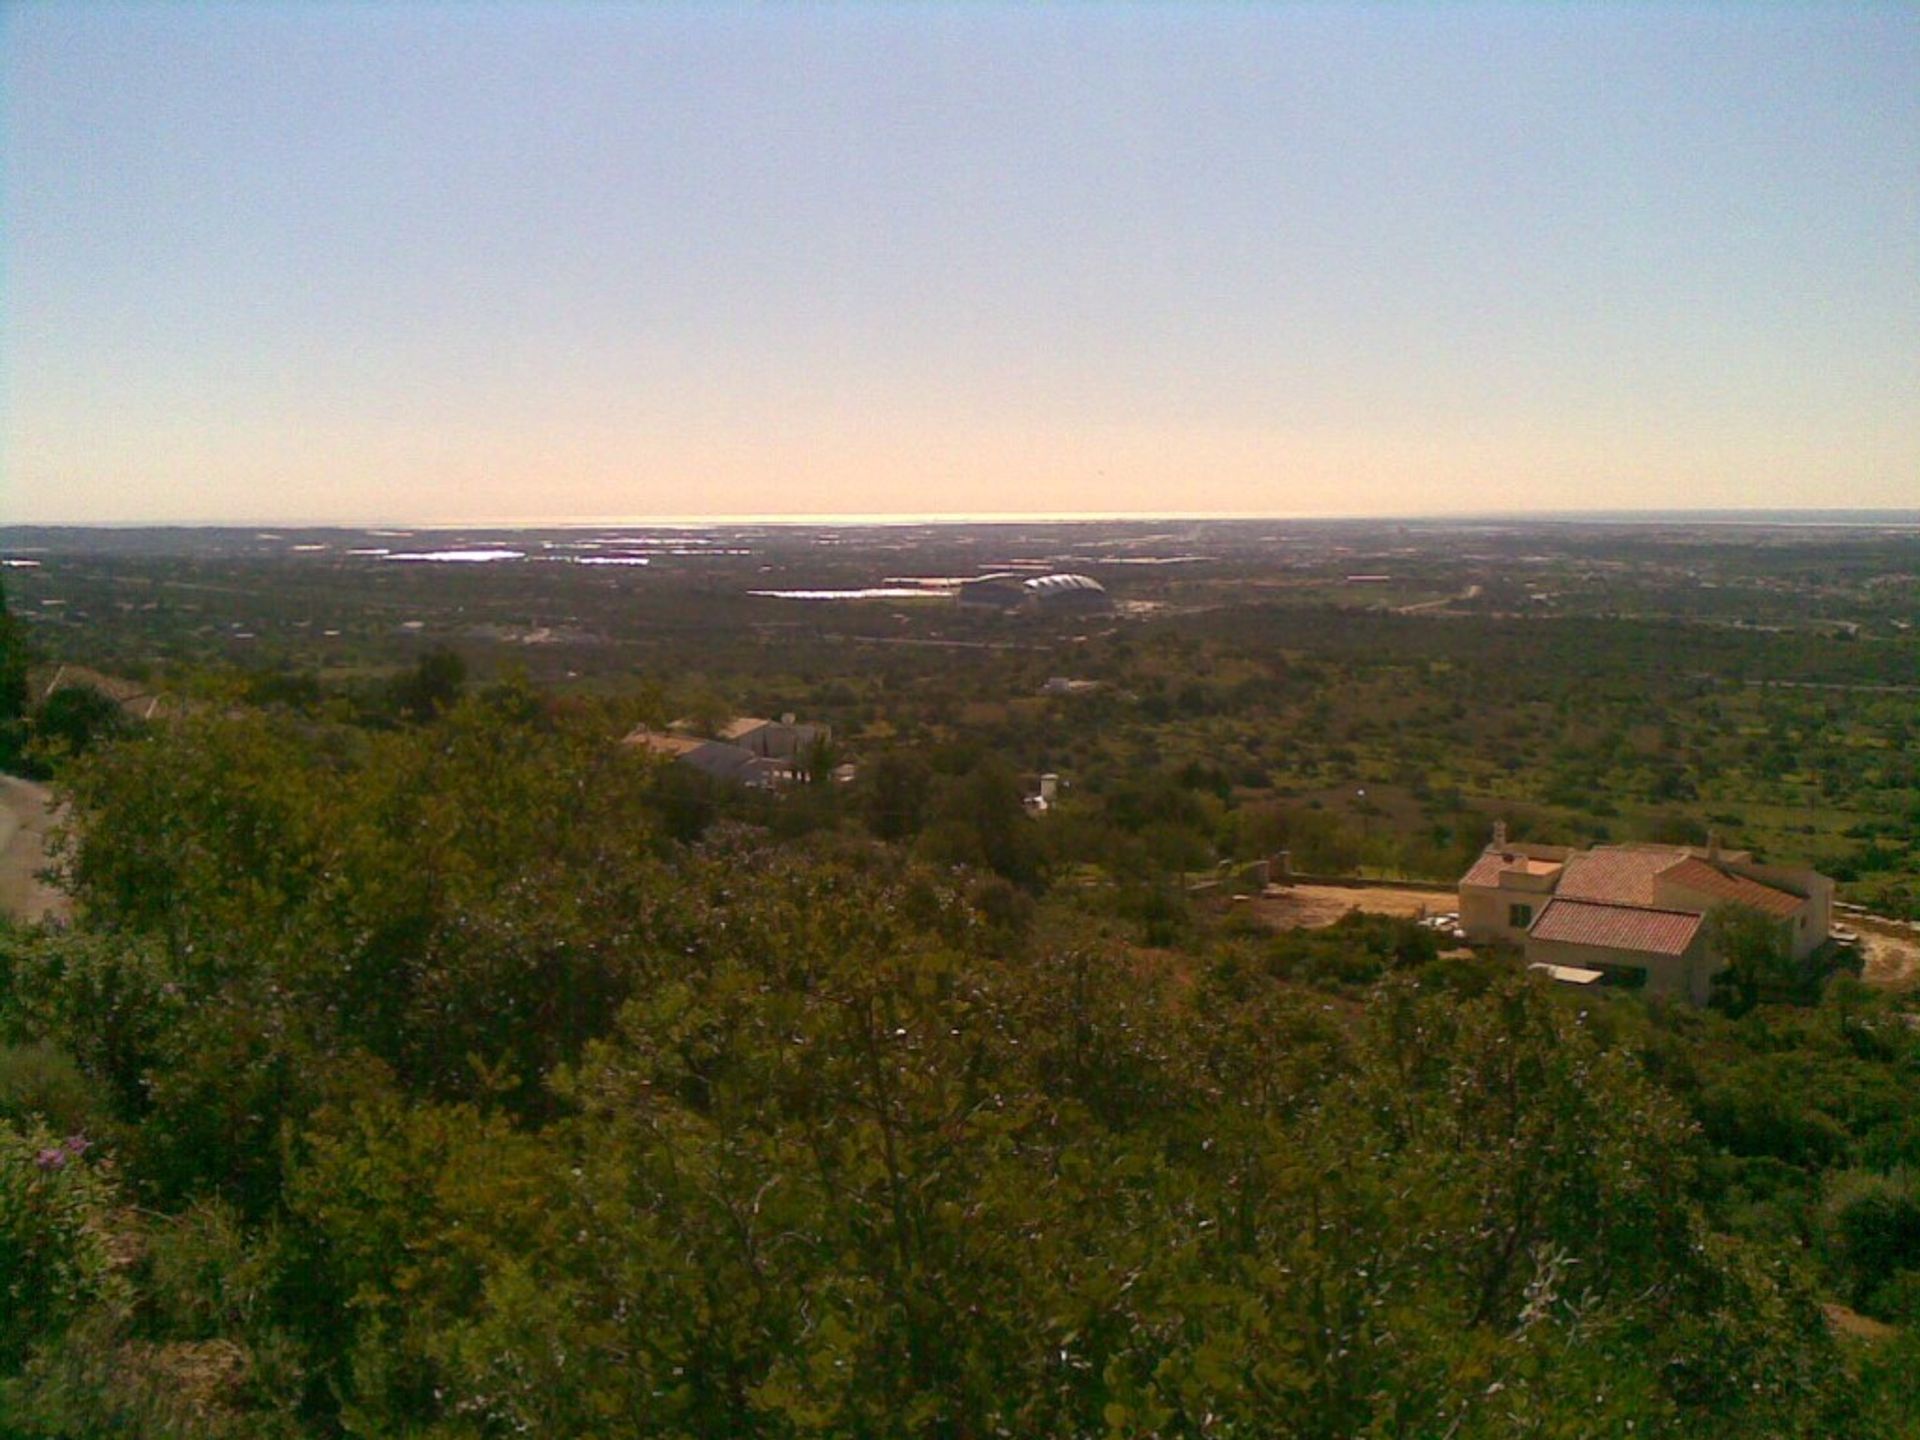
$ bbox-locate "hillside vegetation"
[0,696,1916,1436]
[3,524,1918,1435]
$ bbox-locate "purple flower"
[63,1134,91,1157]
[34,1147,66,1172]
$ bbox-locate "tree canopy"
[1,698,1916,1436]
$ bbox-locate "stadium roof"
[1022,573,1106,595]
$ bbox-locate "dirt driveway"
[0,775,67,925]
[1246,882,1458,931]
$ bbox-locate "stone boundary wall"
[1276,873,1457,894]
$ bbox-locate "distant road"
[0,775,67,925]
[1740,679,1920,695]
[1395,583,1483,614]
[1684,674,1920,695]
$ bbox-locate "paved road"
[0,775,67,924]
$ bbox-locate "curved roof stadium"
[957,572,1112,613]
[1022,573,1112,610]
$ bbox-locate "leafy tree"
[864,750,932,841]
[31,683,131,763]
[386,646,466,723]
[0,1041,110,1137]
[797,731,838,784]
[1706,902,1797,1012]
[917,756,1041,887]
[242,667,324,713]
[1822,1169,1920,1317]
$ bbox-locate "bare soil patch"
[1857,921,1920,993]
[0,775,67,925]
[1822,1302,1898,1342]
[1248,882,1457,931]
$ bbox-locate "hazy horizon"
[6,3,1916,525]
[10,507,1920,536]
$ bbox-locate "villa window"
[1508,903,1534,928]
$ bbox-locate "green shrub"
[0,1041,110,1135]
[1822,1169,1920,1316]
[0,1118,124,1373]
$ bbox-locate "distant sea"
[5,509,1918,532]
[309,508,1920,530]
[1485,509,1920,527]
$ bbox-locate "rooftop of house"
[1527,961,1606,985]
[622,727,714,758]
[1659,856,1804,918]
[32,664,185,722]
[681,745,767,784]
[1553,847,1680,907]
[1529,898,1706,958]
[718,715,819,738]
[1464,836,1807,921]
[1614,840,1755,865]
[1460,851,1566,888]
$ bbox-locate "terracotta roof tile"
[1461,852,1512,888]
[1656,857,1803,919]
[1553,849,1677,907]
[1530,899,1704,958]
[1461,851,1563,888]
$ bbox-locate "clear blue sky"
[4,2,1916,523]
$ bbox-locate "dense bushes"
[1822,1170,1920,1318]
[0,705,1915,1435]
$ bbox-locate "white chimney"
[1492,819,1508,849]
[1039,773,1059,802]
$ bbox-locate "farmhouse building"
[716,715,830,763]
[623,714,829,788]
[32,664,184,722]
[1459,825,1832,1003]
